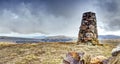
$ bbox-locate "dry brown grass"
[0,42,115,64]
[100,39,120,46]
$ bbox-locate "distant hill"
[42,35,75,42]
[0,35,74,43]
[98,35,120,39]
[0,36,42,43]
[0,35,120,43]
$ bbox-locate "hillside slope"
[0,42,114,64]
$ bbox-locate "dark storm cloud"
[42,0,85,17]
[0,0,91,35]
[96,0,120,31]
[0,0,101,36]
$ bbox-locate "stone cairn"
[77,12,99,45]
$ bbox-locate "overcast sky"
[0,0,120,37]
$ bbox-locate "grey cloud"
[96,0,120,31]
[0,2,78,35]
[0,0,101,36]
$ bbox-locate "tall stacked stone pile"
[77,12,99,45]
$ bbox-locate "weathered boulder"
[108,45,120,64]
[63,52,84,64]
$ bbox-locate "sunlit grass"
[0,41,116,64]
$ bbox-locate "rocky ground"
[0,42,115,64]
